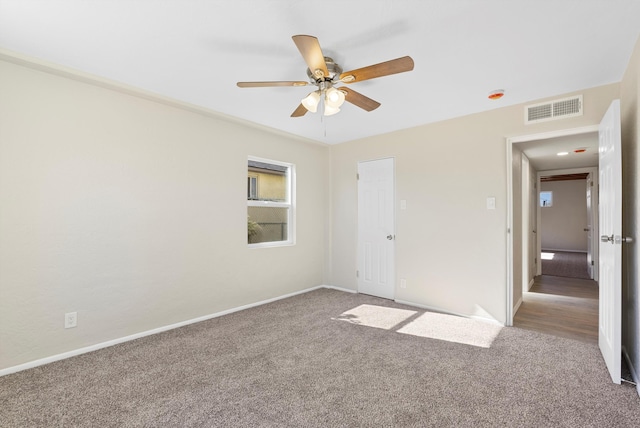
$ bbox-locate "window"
[247,175,258,200]
[540,191,553,207]
[247,157,295,247]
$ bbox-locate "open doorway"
[519,168,599,343]
[538,170,596,281]
[507,127,600,342]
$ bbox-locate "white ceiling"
[518,132,599,171]
[1,0,639,145]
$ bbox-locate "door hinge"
[357,173,359,180]
[591,260,594,266]
[356,270,359,278]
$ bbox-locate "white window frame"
[540,191,553,207]
[247,175,258,200]
[247,156,295,248]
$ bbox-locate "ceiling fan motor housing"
[307,57,343,82]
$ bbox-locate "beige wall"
[2,39,638,374]
[540,179,588,252]
[0,59,330,370]
[621,34,640,391]
[329,84,619,324]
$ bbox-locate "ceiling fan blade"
[292,35,329,80]
[339,56,414,84]
[291,103,308,117]
[340,87,381,112]
[237,81,309,88]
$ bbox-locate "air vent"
[525,95,582,124]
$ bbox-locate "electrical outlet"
[400,279,407,289]
[65,312,77,329]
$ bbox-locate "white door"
[529,172,538,282]
[357,158,395,299]
[521,156,530,291]
[586,173,594,279]
[598,99,622,384]
[521,157,537,290]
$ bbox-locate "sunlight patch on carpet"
[541,252,555,260]
[334,304,502,348]
[333,304,417,330]
[397,312,503,348]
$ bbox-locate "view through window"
[247,157,294,246]
[540,191,553,207]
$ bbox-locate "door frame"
[505,125,599,325]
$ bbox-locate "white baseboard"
[0,285,328,377]
[394,299,504,326]
[541,248,587,253]
[622,346,640,397]
[323,285,357,294]
[527,278,535,291]
[513,296,523,314]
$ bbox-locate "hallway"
[513,274,598,343]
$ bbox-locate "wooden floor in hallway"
[513,274,598,344]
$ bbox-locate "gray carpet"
[1,289,639,427]
[541,250,591,279]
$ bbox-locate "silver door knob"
[601,235,614,243]
[387,235,394,240]
[622,237,634,243]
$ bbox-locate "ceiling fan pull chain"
[320,102,327,138]
[322,109,326,138]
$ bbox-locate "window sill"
[248,240,295,249]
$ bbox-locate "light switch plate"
[486,197,496,210]
[65,312,77,329]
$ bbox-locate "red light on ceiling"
[488,89,504,100]
[574,149,586,153]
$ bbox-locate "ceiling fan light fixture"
[301,90,320,112]
[323,105,340,116]
[325,87,346,108]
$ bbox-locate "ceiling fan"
[237,35,414,117]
